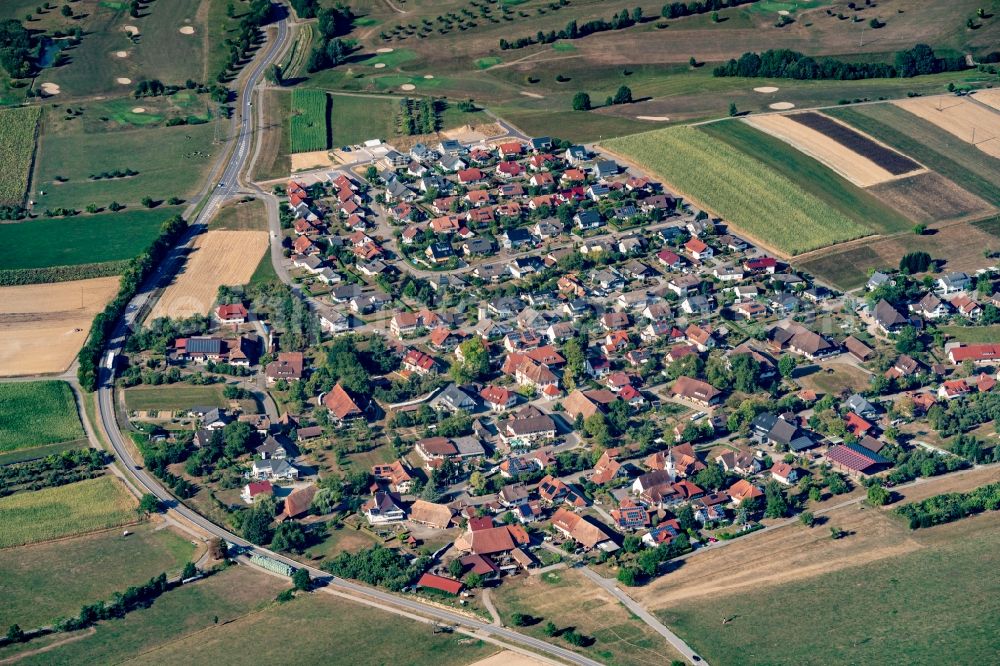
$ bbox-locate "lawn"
[34,117,220,210]
[123,384,228,412]
[0,522,196,629]
[0,381,84,452]
[658,515,1000,666]
[249,249,279,284]
[826,104,1000,206]
[939,325,1000,344]
[329,94,399,146]
[795,363,873,396]
[290,89,330,153]
[603,125,870,255]
[700,119,913,235]
[491,569,684,666]
[0,208,177,270]
[0,476,138,548]
[0,106,40,205]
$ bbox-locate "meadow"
[0,522,196,629]
[0,476,138,548]
[658,514,1000,666]
[0,381,84,452]
[0,208,178,270]
[826,104,1000,205]
[290,89,330,153]
[700,119,912,235]
[209,198,267,231]
[0,106,40,205]
[603,125,870,255]
[34,117,220,211]
[123,384,229,411]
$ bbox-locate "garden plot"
[0,277,119,377]
[148,231,268,320]
[746,112,924,187]
[895,96,1000,159]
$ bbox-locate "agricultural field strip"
[744,113,923,188]
[789,111,923,175]
[290,89,329,153]
[0,107,40,205]
[894,96,1000,160]
[0,381,85,452]
[602,125,870,256]
[825,104,1000,206]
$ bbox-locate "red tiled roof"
[417,573,463,595]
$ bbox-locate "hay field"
[148,231,267,320]
[0,476,138,548]
[894,96,1000,159]
[746,113,924,187]
[0,277,119,376]
[974,88,1000,112]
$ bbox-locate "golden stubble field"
[148,230,268,320]
[0,276,119,376]
[895,96,1000,159]
[745,113,925,187]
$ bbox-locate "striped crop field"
[603,125,870,255]
[290,89,329,153]
[0,106,40,205]
[0,476,138,548]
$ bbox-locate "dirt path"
[481,589,502,626]
[0,628,96,664]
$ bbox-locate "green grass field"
[658,516,1000,665]
[0,208,177,270]
[329,94,397,145]
[0,381,85,452]
[123,384,228,411]
[209,198,266,231]
[0,476,138,548]
[0,522,195,629]
[0,106,39,205]
[34,118,219,210]
[826,104,1000,206]
[700,119,914,234]
[603,125,870,255]
[0,567,496,665]
[290,89,329,153]
[939,325,1000,343]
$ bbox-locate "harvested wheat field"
[148,231,267,320]
[0,277,119,376]
[290,150,334,170]
[973,88,1000,112]
[633,464,1000,610]
[746,113,923,187]
[867,171,994,223]
[895,96,1000,158]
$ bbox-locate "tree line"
[0,449,109,498]
[661,0,758,19]
[895,481,1000,529]
[713,44,967,80]
[78,214,189,391]
[499,9,642,50]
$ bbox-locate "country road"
[88,5,600,665]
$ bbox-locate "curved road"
[92,8,599,666]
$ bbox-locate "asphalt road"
[92,9,601,666]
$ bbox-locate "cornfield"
[0,476,137,548]
[0,380,85,451]
[0,106,40,205]
[289,89,329,153]
[604,125,871,255]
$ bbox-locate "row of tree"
[500,9,642,50]
[895,481,1000,529]
[713,45,967,80]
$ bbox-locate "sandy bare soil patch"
[753,86,779,93]
[148,231,267,320]
[768,101,794,110]
[40,82,60,96]
[290,150,334,170]
[443,124,489,143]
[423,74,434,79]
[868,171,994,223]
[0,277,119,376]
[746,113,923,187]
[519,91,544,99]
[636,115,670,121]
[466,651,549,666]
[973,88,1000,112]
[116,77,132,85]
[376,47,394,53]
[633,465,1000,610]
[400,83,416,91]
[895,96,1000,159]
[114,50,128,58]
[179,26,195,35]
[372,62,386,69]
[131,107,146,113]
[123,25,139,36]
